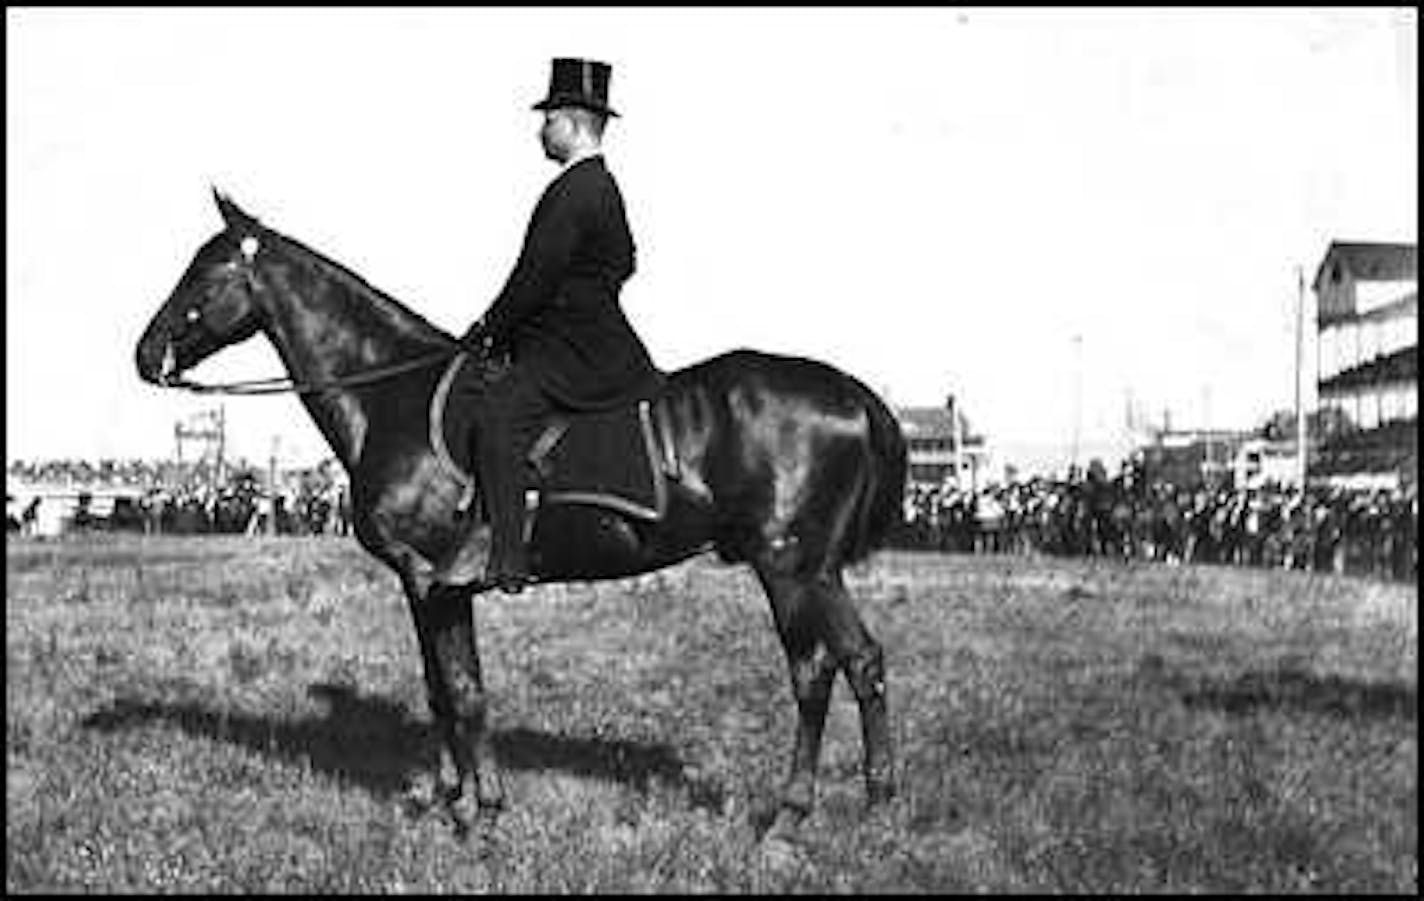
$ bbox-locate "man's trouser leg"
[471,364,550,588]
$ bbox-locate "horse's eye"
[186,308,202,323]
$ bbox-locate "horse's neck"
[258,247,449,469]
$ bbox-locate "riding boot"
[474,426,534,593]
[431,358,545,592]
[429,433,533,592]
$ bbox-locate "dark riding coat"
[469,155,660,411]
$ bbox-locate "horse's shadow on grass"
[80,682,727,814]
[1146,657,1417,723]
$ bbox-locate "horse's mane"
[261,224,456,346]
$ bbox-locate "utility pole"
[946,392,962,490]
[1294,265,1309,489]
[215,405,226,492]
[268,435,280,536]
[958,394,970,493]
[1070,333,1083,474]
[1202,383,1213,489]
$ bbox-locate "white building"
[1312,241,1417,489]
[896,399,989,489]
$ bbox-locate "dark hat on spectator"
[532,57,619,118]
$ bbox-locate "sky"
[7,7,1418,476]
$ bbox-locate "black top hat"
[532,57,619,118]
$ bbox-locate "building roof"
[896,406,980,443]
[1312,241,1417,293]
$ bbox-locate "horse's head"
[135,189,272,386]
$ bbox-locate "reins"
[164,347,461,395]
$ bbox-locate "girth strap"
[430,352,477,511]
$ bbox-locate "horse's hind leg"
[752,563,838,830]
[753,559,894,830]
[815,569,894,806]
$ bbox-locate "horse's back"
[657,348,907,567]
[667,348,879,406]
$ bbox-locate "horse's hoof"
[477,797,507,821]
[400,774,442,817]
[761,805,808,844]
[449,794,502,839]
[749,793,807,840]
[757,819,809,873]
[866,778,897,807]
[476,775,508,814]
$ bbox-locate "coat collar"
[556,150,603,179]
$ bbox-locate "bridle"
[159,232,462,396]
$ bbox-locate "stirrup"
[480,538,534,594]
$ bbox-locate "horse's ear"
[212,186,256,232]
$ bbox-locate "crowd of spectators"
[896,462,1416,583]
[8,456,1417,583]
[7,457,231,491]
[6,457,350,537]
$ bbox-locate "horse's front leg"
[406,579,507,834]
[427,584,506,827]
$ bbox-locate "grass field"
[6,534,1417,892]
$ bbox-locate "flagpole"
[1203,383,1213,489]
[1070,333,1082,475]
[1295,265,1308,488]
[948,392,962,490]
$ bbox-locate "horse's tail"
[842,385,907,566]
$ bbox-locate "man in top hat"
[437,57,661,593]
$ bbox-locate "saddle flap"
[432,355,674,523]
[530,400,670,521]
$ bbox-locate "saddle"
[431,353,678,523]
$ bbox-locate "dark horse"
[135,192,907,837]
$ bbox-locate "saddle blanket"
[432,354,671,521]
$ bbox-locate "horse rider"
[437,58,661,593]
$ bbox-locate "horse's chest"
[355,471,464,553]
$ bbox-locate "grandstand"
[1313,240,1418,490]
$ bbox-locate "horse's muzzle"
[134,333,179,386]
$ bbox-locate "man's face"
[539,109,576,163]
